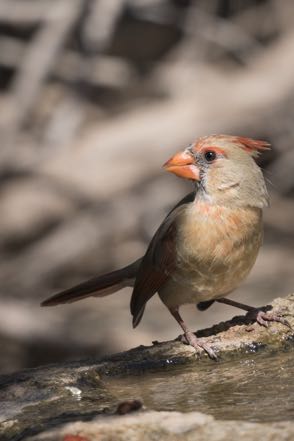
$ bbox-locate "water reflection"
[105,349,294,422]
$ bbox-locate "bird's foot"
[180,331,218,361]
[246,308,292,329]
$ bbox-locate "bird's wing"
[131,191,195,326]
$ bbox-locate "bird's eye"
[204,150,216,162]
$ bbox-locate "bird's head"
[163,134,270,208]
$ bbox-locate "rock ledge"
[1,294,294,441]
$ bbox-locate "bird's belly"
[159,280,205,307]
[159,231,262,309]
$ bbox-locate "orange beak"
[163,150,200,181]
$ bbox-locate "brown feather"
[42,192,195,311]
[41,259,141,306]
[130,192,195,326]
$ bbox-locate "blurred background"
[0,0,293,374]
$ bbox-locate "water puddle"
[105,349,294,422]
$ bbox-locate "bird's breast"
[172,203,263,299]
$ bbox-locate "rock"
[0,295,293,441]
[26,411,294,441]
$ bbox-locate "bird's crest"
[233,136,271,157]
[194,135,271,157]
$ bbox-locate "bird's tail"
[41,258,141,307]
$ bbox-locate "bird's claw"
[246,309,292,330]
[180,331,218,361]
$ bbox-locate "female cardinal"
[42,134,289,359]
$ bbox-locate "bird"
[41,134,290,359]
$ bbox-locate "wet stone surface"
[106,348,294,423]
[0,295,294,441]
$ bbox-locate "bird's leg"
[169,307,218,360]
[216,298,291,329]
[216,297,253,311]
